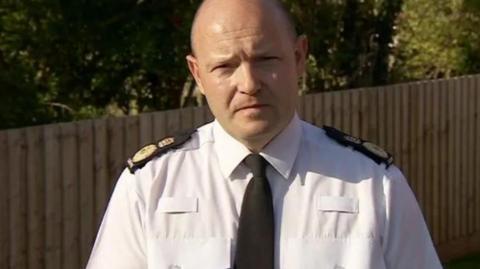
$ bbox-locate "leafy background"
[1,0,479,130]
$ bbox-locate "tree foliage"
[0,0,200,128]
[0,0,478,129]
[285,0,403,91]
[392,0,480,80]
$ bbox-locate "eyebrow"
[204,54,236,70]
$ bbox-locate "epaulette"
[323,126,394,167]
[127,129,196,173]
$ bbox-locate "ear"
[294,35,309,76]
[186,54,206,94]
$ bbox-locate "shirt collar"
[213,114,302,180]
[261,114,302,180]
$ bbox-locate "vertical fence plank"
[193,106,207,129]
[8,129,28,269]
[296,95,305,120]
[447,79,456,241]
[313,93,323,127]
[423,82,436,238]
[139,113,154,146]
[322,92,333,127]
[204,106,215,122]
[393,85,403,170]
[459,79,468,237]
[181,106,194,130]
[350,90,360,138]
[44,125,62,269]
[333,91,343,129]
[377,88,386,148]
[125,116,140,163]
[359,89,369,139]
[0,131,9,269]
[438,79,449,243]
[385,86,395,156]
[454,78,462,238]
[109,117,126,190]
[431,81,441,242]
[416,83,426,211]
[476,76,480,232]
[368,89,379,144]
[78,120,95,268]
[407,83,418,198]
[153,110,167,139]
[458,76,467,237]
[467,77,474,235]
[341,91,351,133]
[304,95,314,124]
[455,78,465,237]
[166,109,182,134]
[61,123,80,269]
[400,85,410,180]
[26,127,45,269]
[466,77,476,235]
[94,119,109,228]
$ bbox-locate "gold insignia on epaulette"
[363,142,389,159]
[158,137,175,148]
[344,135,362,145]
[132,144,158,163]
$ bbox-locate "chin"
[235,118,279,140]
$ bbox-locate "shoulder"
[322,125,393,167]
[126,121,215,173]
[301,122,394,168]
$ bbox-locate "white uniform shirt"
[87,115,442,269]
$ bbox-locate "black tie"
[234,154,274,269]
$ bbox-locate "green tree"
[392,0,480,80]
[283,0,403,92]
[0,0,200,129]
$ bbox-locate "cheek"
[202,78,236,111]
[267,65,297,90]
[269,71,279,81]
[267,67,299,105]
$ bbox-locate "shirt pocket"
[316,196,358,213]
[283,238,386,269]
[315,195,361,237]
[148,237,231,269]
[157,197,198,213]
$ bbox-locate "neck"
[237,126,283,153]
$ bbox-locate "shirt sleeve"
[382,166,443,269]
[86,169,147,269]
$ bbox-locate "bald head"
[190,0,297,55]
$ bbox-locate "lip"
[236,104,269,112]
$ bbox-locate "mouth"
[236,104,269,112]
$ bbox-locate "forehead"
[195,16,289,58]
[192,0,292,56]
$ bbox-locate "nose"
[237,63,261,95]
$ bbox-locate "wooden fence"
[1,75,480,268]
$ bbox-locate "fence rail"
[1,75,480,268]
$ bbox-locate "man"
[87,0,442,268]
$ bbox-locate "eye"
[215,64,229,70]
[259,56,279,61]
[211,63,233,72]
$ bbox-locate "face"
[187,0,308,149]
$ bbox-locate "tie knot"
[243,154,267,177]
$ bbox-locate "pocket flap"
[157,197,198,213]
[316,196,358,213]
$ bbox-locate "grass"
[444,253,480,269]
